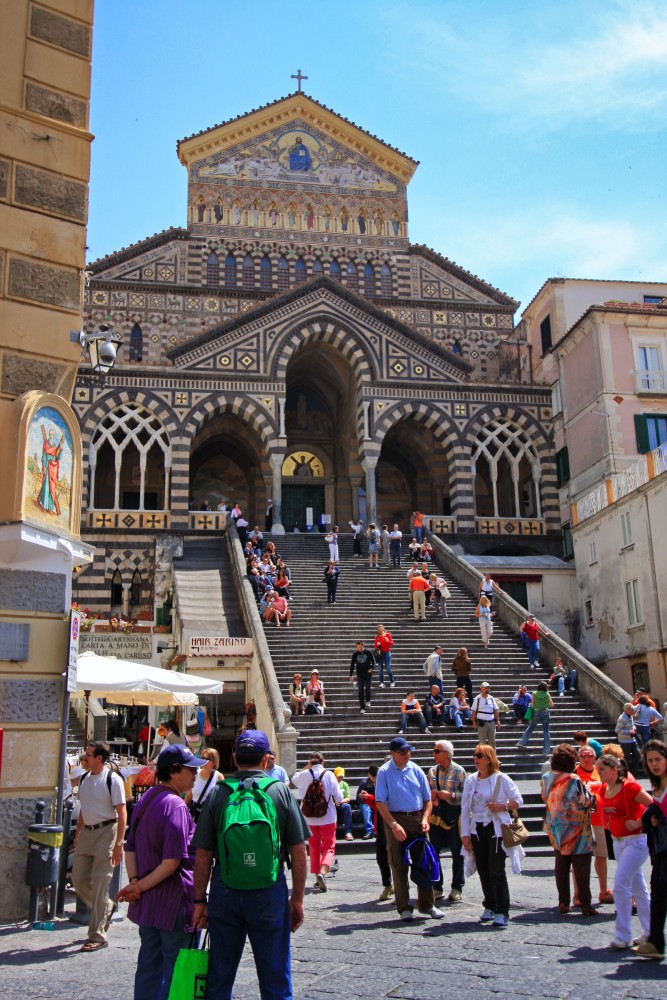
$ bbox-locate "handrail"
[427,531,631,726]
[225,524,298,773]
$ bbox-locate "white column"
[362,401,371,440]
[490,463,499,518]
[114,456,122,510]
[532,464,542,519]
[512,467,520,519]
[361,456,378,526]
[88,452,97,510]
[139,454,147,511]
[278,398,286,438]
[269,454,285,534]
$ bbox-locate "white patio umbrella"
[73,650,224,756]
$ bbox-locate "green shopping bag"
[524,706,534,722]
[168,931,209,1000]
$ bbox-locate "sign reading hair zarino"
[188,637,254,657]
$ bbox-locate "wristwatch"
[390,821,398,829]
[129,876,139,884]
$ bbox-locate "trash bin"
[25,824,63,887]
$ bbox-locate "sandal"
[558,904,572,914]
[581,907,597,917]
[572,897,581,907]
[81,940,108,953]
[599,890,614,904]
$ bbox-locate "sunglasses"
[473,753,487,759]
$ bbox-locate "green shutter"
[634,414,650,453]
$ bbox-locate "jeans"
[337,802,353,836]
[525,638,540,665]
[390,540,402,566]
[456,675,473,703]
[207,873,292,1000]
[612,834,650,944]
[430,820,465,893]
[400,711,428,733]
[518,708,551,755]
[472,821,510,917]
[635,724,652,747]
[326,580,337,603]
[413,526,423,543]
[359,801,375,835]
[451,708,472,729]
[378,651,394,685]
[356,673,372,709]
[620,740,643,776]
[427,675,444,696]
[134,905,189,1000]
[557,676,565,695]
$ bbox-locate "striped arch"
[105,549,152,586]
[271,317,378,384]
[182,393,277,453]
[462,404,557,523]
[78,391,179,510]
[372,400,461,452]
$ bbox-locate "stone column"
[269,453,285,534]
[361,456,378,526]
[349,475,362,520]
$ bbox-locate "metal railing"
[427,530,631,725]
[633,369,667,393]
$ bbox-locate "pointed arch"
[467,415,543,520]
[277,255,289,292]
[380,262,392,297]
[183,394,276,455]
[206,251,220,286]
[260,254,272,291]
[363,262,375,297]
[346,260,358,293]
[129,322,143,362]
[294,257,307,285]
[329,258,341,283]
[312,257,324,278]
[271,317,378,385]
[242,253,255,290]
[89,402,172,511]
[224,252,237,288]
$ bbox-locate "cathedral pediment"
[167,276,472,384]
[178,94,418,188]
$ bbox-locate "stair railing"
[427,531,631,726]
[226,524,298,773]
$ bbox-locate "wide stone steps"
[259,533,614,853]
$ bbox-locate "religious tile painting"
[24,406,74,533]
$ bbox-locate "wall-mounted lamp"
[79,323,123,374]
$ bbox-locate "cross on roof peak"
[291,69,308,92]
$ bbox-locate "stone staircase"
[260,532,616,853]
[174,537,247,638]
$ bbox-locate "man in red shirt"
[374,625,395,688]
[410,574,430,622]
[520,613,548,669]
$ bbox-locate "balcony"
[633,369,667,394]
[574,442,667,525]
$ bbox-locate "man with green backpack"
[192,730,310,999]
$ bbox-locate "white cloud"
[383,1,667,129]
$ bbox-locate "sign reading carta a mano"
[188,637,253,657]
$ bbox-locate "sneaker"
[400,909,414,921]
[633,935,648,946]
[609,938,631,950]
[367,701,372,707]
[362,832,374,840]
[390,682,396,688]
[515,742,527,749]
[428,906,445,919]
[448,890,462,903]
[360,709,366,714]
[316,873,327,892]
[379,885,394,901]
[631,942,665,959]
[423,728,431,734]
[492,914,508,928]
[344,833,354,841]
[480,908,495,923]
[434,887,445,900]
[379,683,385,689]
[559,692,565,698]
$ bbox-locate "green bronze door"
[282,485,325,531]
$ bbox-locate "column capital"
[361,455,378,471]
[269,453,285,470]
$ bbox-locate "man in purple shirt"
[116,744,206,1000]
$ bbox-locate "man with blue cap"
[375,736,445,922]
[192,730,310,999]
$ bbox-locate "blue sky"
[88,0,667,314]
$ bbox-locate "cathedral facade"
[74,93,558,616]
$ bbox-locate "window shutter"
[634,414,650,453]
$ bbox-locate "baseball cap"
[480,681,491,688]
[333,766,345,777]
[234,729,271,755]
[389,736,416,752]
[157,745,207,769]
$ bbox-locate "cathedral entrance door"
[282,484,325,532]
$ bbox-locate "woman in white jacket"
[460,743,523,928]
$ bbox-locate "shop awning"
[73,650,224,706]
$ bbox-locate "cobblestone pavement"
[0,855,665,999]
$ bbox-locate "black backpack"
[301,769,329,818]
